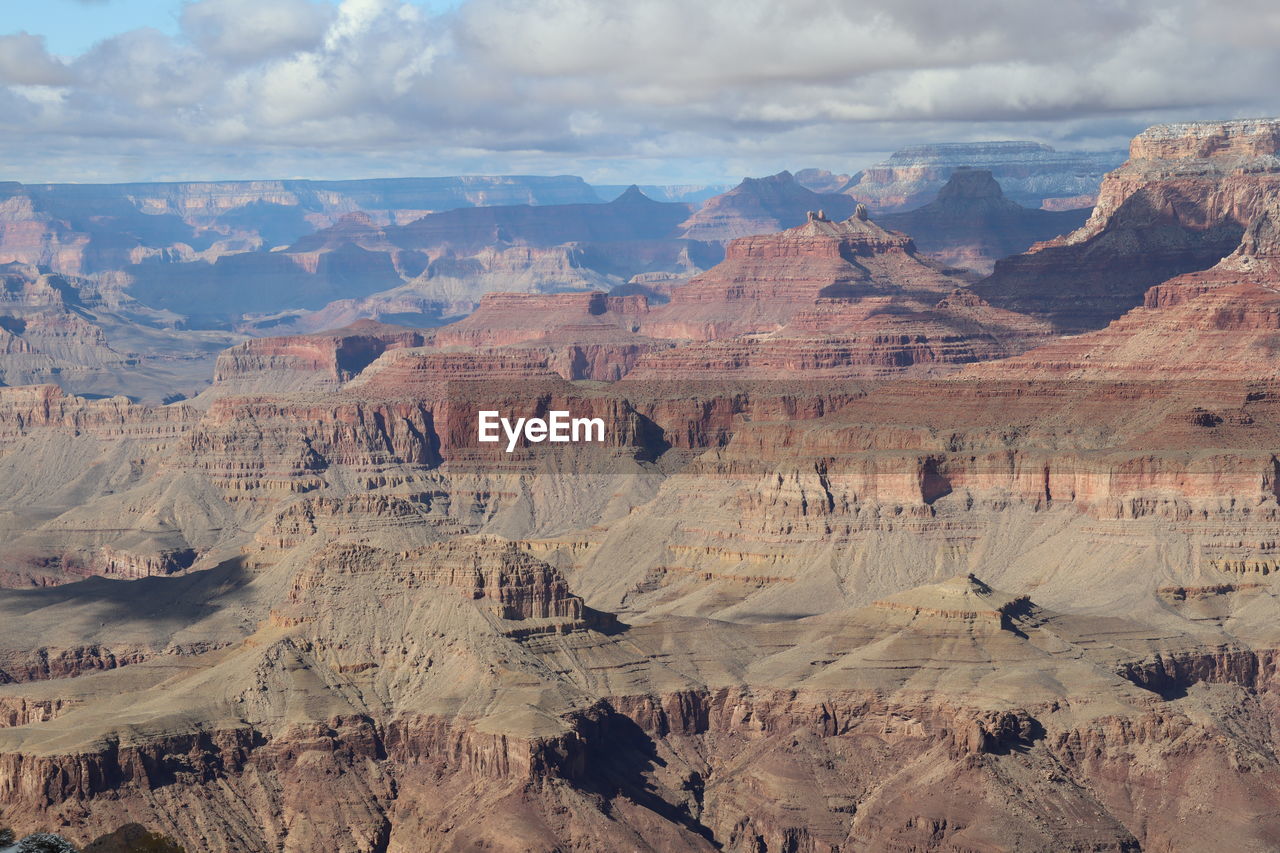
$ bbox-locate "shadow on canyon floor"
[0,556,255,630]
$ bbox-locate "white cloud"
[0,0,1277,182]
[181,0,333,62]
[0,33,72,86]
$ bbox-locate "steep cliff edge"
[5,119,1280,853]
[428,291,671,380]
[210,320,426,395]
[969,199,1280,379]
[647,209,959,339]
[2,557,1279,851]
[975,118,1280,332]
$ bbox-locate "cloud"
[181,0,332,62]
[0,33,73,85]
[0,0,1277,182]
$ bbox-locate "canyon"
[0,152,1104,404]
[127,186,712,328]
[0,118,1279,851]
[0,175,603,276]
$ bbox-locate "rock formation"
[842,141,1124,211]
[372,185,691,254]
[968,199,1280,379]
[589,184,731,205]
[210,320,427,395]
[0,262,239,401]
[134,187,716,330]
[427,291,670,381]
[3,176,722,341]
[4,536,1280,851]
[677,172,856,242]
[631,207,1051,376]
[0,176,602,276]
[792,168,853,193]
[878,169,1090,274]
[401,202,1053,384]
[975,118,1280,332]
[650,208,958,338]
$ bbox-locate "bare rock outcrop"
[969,198,1280,379]
[211,320,426,395]
[631,208,1051,377]
[5,117,1280,853]
[975,117,1280,331]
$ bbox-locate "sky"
[0,0,1278,185]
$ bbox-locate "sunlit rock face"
[975,118,1280,332]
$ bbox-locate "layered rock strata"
[0,176,603,276]
[1,118,1280,853]
[2,560,1280,851]
[0,262,238,400]
[632,208,1051,377]
[211,320,426,395]
[975,118,1280,331]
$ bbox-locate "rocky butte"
[676,171,856,242]
[634,205,1051,377]
[1,119,1280,852]
[792,168,853,194]
[877,169,1091,275]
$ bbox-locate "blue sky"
[0,0,1276,184]
[7,0,460,56]
[8,0,180,56]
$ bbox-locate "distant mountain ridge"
[677,171,856,241]
[591,183,729,204]
[878,168,1091,274]
[842,140,1124,211]
[130,186,718,331]
[0,175,604,277]
[17,174,601,223]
